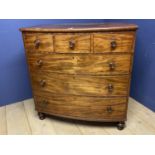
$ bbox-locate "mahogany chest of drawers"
[20,23,138,130]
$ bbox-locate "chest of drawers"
[20,23,138,130]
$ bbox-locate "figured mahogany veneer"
[31,73,129,97]
[93,32,135,53]
[34,92,127,121]
[24,33,54,52]
[27,53,132,75]
[20,23,138,130]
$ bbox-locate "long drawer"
[31,73,129,97]
[27,53,132,75]
[34,91,127,121]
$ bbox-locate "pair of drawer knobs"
[39,79,114,92]
[36,60,116,71]
[34,39,117,49]
[40,100,113,113]
[69,40,117,49]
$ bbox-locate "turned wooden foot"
[117,121,125,130]
[38,112,46,120]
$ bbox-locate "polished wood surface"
[27,53,132,75]
[93,32,135,53]
[31,73,129,96]
[54,34,91,53]
[21,23,137,128]
[35,94,127,121]
[20,23,138,32]
[23,33,53,52]
[23,32,135,53]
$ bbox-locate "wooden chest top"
[20,23,138,32]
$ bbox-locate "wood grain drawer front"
[54,34,91,53]
[23,33,53,52]
[34,93,127,121]
[93,32,135,53]
[31,74,129,97]
[27,53,131,75]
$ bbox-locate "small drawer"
[34,92,127,121]
[93,32,135,53]
[23,33,53,52]
[54,34,91,53]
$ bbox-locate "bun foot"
[117,122,125,130]
[38,112,46,120]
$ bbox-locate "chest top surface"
[20,23,138,32]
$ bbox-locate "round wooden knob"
[39,80,46,87]
[111,40,117,49]
[69,40,75,49]
[107,83,113,92]
[109,62,115,71]
[36,60,43,67]
[34,39,40,48]
[107,106,113,113]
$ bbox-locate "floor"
[0,97,155,135]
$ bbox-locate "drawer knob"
[107,83,113,92]
[40,80,46,87]
[41,100,49,106]
[107,106,113,113]
[109,62,115,71]
[111,40,117,49]
[36,60,43,67]
[69,40,75,50]
[34,39,40,48]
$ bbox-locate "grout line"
[22,101,32,135]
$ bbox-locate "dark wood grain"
[27,53,132,75]
[20,23,138,32]
[23,33,53,52]
[34,91,127,121]
[54,34,91,53]
[93,32,135,53]
[20,23,137,126]
[31,73,129,97]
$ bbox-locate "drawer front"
[23,33,53,52]
[31,74,129,97]
[34,92,127,121]
[93,32,135,53]
[27,53,132,75]
[54,34,91,53]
